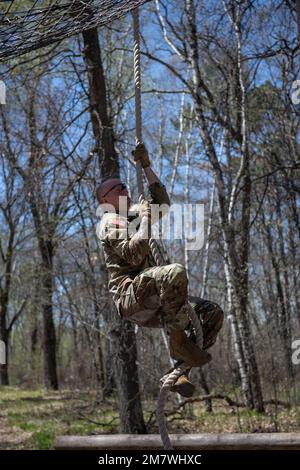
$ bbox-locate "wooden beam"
[54,433,300,450]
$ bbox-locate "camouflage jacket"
[97,181,170,309]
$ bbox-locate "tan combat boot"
[170,370,195,398]
[160,366,195,398]
[169,330,211,367]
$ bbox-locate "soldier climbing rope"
[131,7,219,450]
[0,0,224,451]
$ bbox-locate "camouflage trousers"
[118,263,224,350]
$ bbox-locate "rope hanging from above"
[131,7,204,452]
[132,8,170,287]
[0,0,150,62]
[132,7,144,199]
[132,7,166,267]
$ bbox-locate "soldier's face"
[104,183,131,212]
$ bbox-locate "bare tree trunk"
[69,306,81,378]
[82,27,146,433]
[263,212,294,382]
[223,248,250,403]
[87,325,104,403]
[200,180,215,300]
[170,93,185,198]
[185,0,249,406]
[237,165,264,411]
[184,0,264,411]
[275,189,294,382]
[94,304,105,402]
[110,319,146,433]
[222,0,264,412]
[184,112,192,273]
[25,89,59,390]
[40,246,58,390]
[103,333,115,395]
[288,211,300,328]
[82,28,119,178]
[0,181,17,386]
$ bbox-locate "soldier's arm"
[143,166,170,225]
[104,216,151,266]
[133,143,170,207]
[144,166,171,206]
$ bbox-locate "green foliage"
[1,387,300,449]
[31,430,55,450]
[0,387,120,449]
[248,80,282,132]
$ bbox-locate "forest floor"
[0,387,300,450]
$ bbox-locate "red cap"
[97,178,122,200]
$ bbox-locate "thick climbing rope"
[132,7,204,450]
[132,8,144,198]
[157,363,190,450]
[133,7,165,267]
[157,303,203,450]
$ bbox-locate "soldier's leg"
[119,263,210,366]
[118,271,161,327]
[120,263,189,328]
[144,263,211,366]
[118,264,186,327]
[188,296,224,349]
[168,297,223,397]
[154,263,190,330]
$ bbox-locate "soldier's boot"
[170,369,195,397]
[169,330,211,367]
[160,366,195,398]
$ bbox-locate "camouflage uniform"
[97,182,223,347]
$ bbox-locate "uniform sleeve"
[148,181,170,206]
[104,218,151,266]
[147,181,170,224]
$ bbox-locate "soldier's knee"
[160,263,188,305]
[168,263,187,280]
